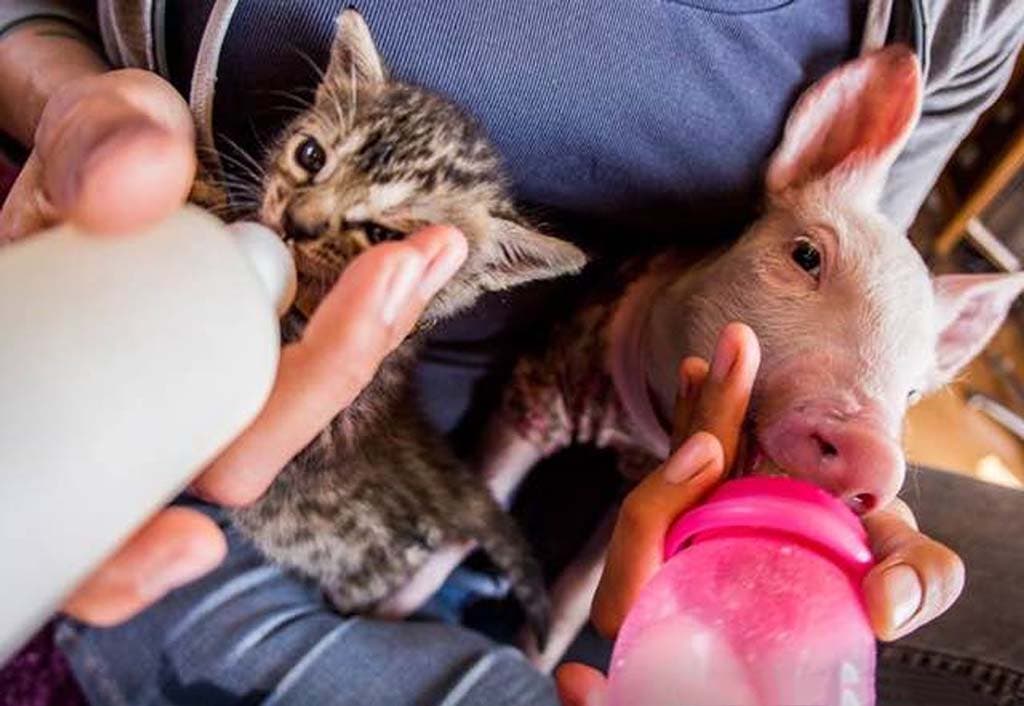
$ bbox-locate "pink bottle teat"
[606,477,877,706]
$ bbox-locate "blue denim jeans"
[57,469,1024,706]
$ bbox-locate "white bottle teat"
[227,221,296,316]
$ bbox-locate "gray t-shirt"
[4,0,1022,232]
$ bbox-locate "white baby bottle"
[0,206,295,660]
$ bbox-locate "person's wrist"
[0,18,108,146]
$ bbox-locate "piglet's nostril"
[848,492,877,515]
[813,434,838,458]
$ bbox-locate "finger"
[862,507,964,641]
[194,226,467,506]
[0,153,57,242]
[670,357,709,452]
[686,322,760,471]
[880,497,919,530]
[306,223,467,346]
[555,663,607,706]
[62,507,226,626]
[35,70,195,234]
[591,431,725,638]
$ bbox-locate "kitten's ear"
[480,218,587,291]
[319,7,386,99]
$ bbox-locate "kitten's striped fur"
[230,9,585,647]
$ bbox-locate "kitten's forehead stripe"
[368,183,417,211]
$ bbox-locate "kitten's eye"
[294,137,326,175]
[791,238,822,278]
[361,221,405,244]
[908,389,922,405]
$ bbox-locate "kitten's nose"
[283,211,323,242]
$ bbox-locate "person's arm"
[883,0,1024,227]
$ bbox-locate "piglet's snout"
[759,409,905,514]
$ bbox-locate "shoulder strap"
[861,0,928,76]
[189,0,239,181]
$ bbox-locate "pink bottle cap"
[664,477,874,580]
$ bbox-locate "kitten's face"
[260,10,584,320]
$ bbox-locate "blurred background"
[906,52,1024,489]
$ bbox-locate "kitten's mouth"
[288,246,344,318]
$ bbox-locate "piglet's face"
[652,47,1024,513]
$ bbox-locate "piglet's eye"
[791,238,822,279]
[908,389,922,405]
[294,136,326,175]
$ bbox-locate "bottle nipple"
[228,221,296,316]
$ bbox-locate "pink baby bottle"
[606,477,876,706]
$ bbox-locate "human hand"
[556,322,759,704]
[0,67,194,241]
[556,323,964,705]
[0,61,201,624]
[63,225,467,624]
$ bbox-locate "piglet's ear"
[479,218,587,291]
[765,46,922,206]
[933,273,1024,381]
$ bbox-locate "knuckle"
[617,493,650,535]
[865,514,918,556]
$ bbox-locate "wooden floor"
[905,319,1024,488]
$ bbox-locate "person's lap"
[57,470,1024,706]
[55,497,557,706]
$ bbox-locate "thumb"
[36,70,195,234]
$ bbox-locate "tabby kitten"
[230,9,585,646]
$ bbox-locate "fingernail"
[417,235,466,299]
[380,253,425,325]
[710,337,737,383]
[881,564,922,630]
[664,433,716,483]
